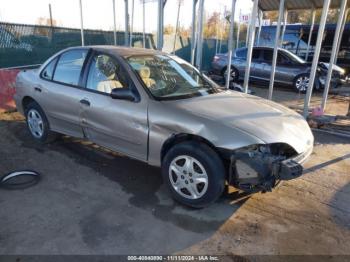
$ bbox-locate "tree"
[164,24,175,35]
[35,17,60,36]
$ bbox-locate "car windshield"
[281,49,306,64]
[126,54,221,100]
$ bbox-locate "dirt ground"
[0,108,349,257]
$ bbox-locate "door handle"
[80,99,90,106]
[34,86,42,92]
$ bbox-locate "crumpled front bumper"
[228,144,313,192]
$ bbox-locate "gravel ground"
[0,111,349,256]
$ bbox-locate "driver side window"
[86,54,128,94]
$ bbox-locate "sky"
[0,0,253,32]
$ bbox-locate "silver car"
[14,46,314,208]
[212,46,346,92]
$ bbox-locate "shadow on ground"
[329,182,350,231]
[0,116,250,254]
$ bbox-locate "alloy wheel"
[168,155,209,200]
[27,109,44,138]
[295,76,309,92]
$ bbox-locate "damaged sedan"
[14,46,314,208]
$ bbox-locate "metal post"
[225,0,237,89]
[157,0,165,50]
[129,0,134,47]
[303,0,331,118]
[173,0,182,54]
[267,0,284,100]
[219,7,223,54]
[242,0,259,93]
[48,3,54,38]
[335,8,349,64]
[143,0,146,48]
[321,0,348,111]
[305,8,316,61]
[195,0,205,70]
[245,18,250,47]
[280,9,288,46]
[236,9,241,48]
[112,0,117,45]
[215,21,219,54]
[256,9,263,45]
[190,0,198,65]
[124,0,129,46]
[79,0,84,46]
[49,4,53,27]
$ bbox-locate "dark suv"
[212,46,346,92]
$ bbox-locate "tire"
[25,101,58,143]
[293,73,310,93]
[223,66,239,84]
[162,141,225,208]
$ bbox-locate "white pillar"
[303,0,331,118]
[335,8,349,64]
[305,8,316,61]
[143,0,146,48]
[157,0,165,50]
[79,0,84,46]
[124,0,129,46]
[256,9,263,46]
[236,18,241,48]
[267,0,284,100]
[129,0,134,47]
[225,0,237,89]
[112,0,117,45]
[280,9,288,46]
[173,0,182,54]
[190,0,198,65]
[321,0,348,111]
[242,0,259,93]
[195,0,205,70]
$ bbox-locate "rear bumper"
[13,94,24,114]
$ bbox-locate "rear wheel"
[25,101,58,143]
[162,141,225,208]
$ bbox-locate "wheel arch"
[161,133,223,164]
[22,96,37,112]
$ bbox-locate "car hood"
[164,90,313,154]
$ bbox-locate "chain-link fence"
[0,22,231,71]
[0,22,156,68]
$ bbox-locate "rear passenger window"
[41,58,57,80]
[53,50,87,86]
[263,50,273,62]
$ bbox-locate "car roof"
[64,45,167,58]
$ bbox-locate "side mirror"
[110,88,136,101]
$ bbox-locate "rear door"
[36,49,89,138]
[79,52,149,161]
[234,48,261,80]
[250,49,266,80]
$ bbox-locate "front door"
[80,53,149,161]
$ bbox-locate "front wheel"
[293,74,310,93]
[162,141,225,208]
